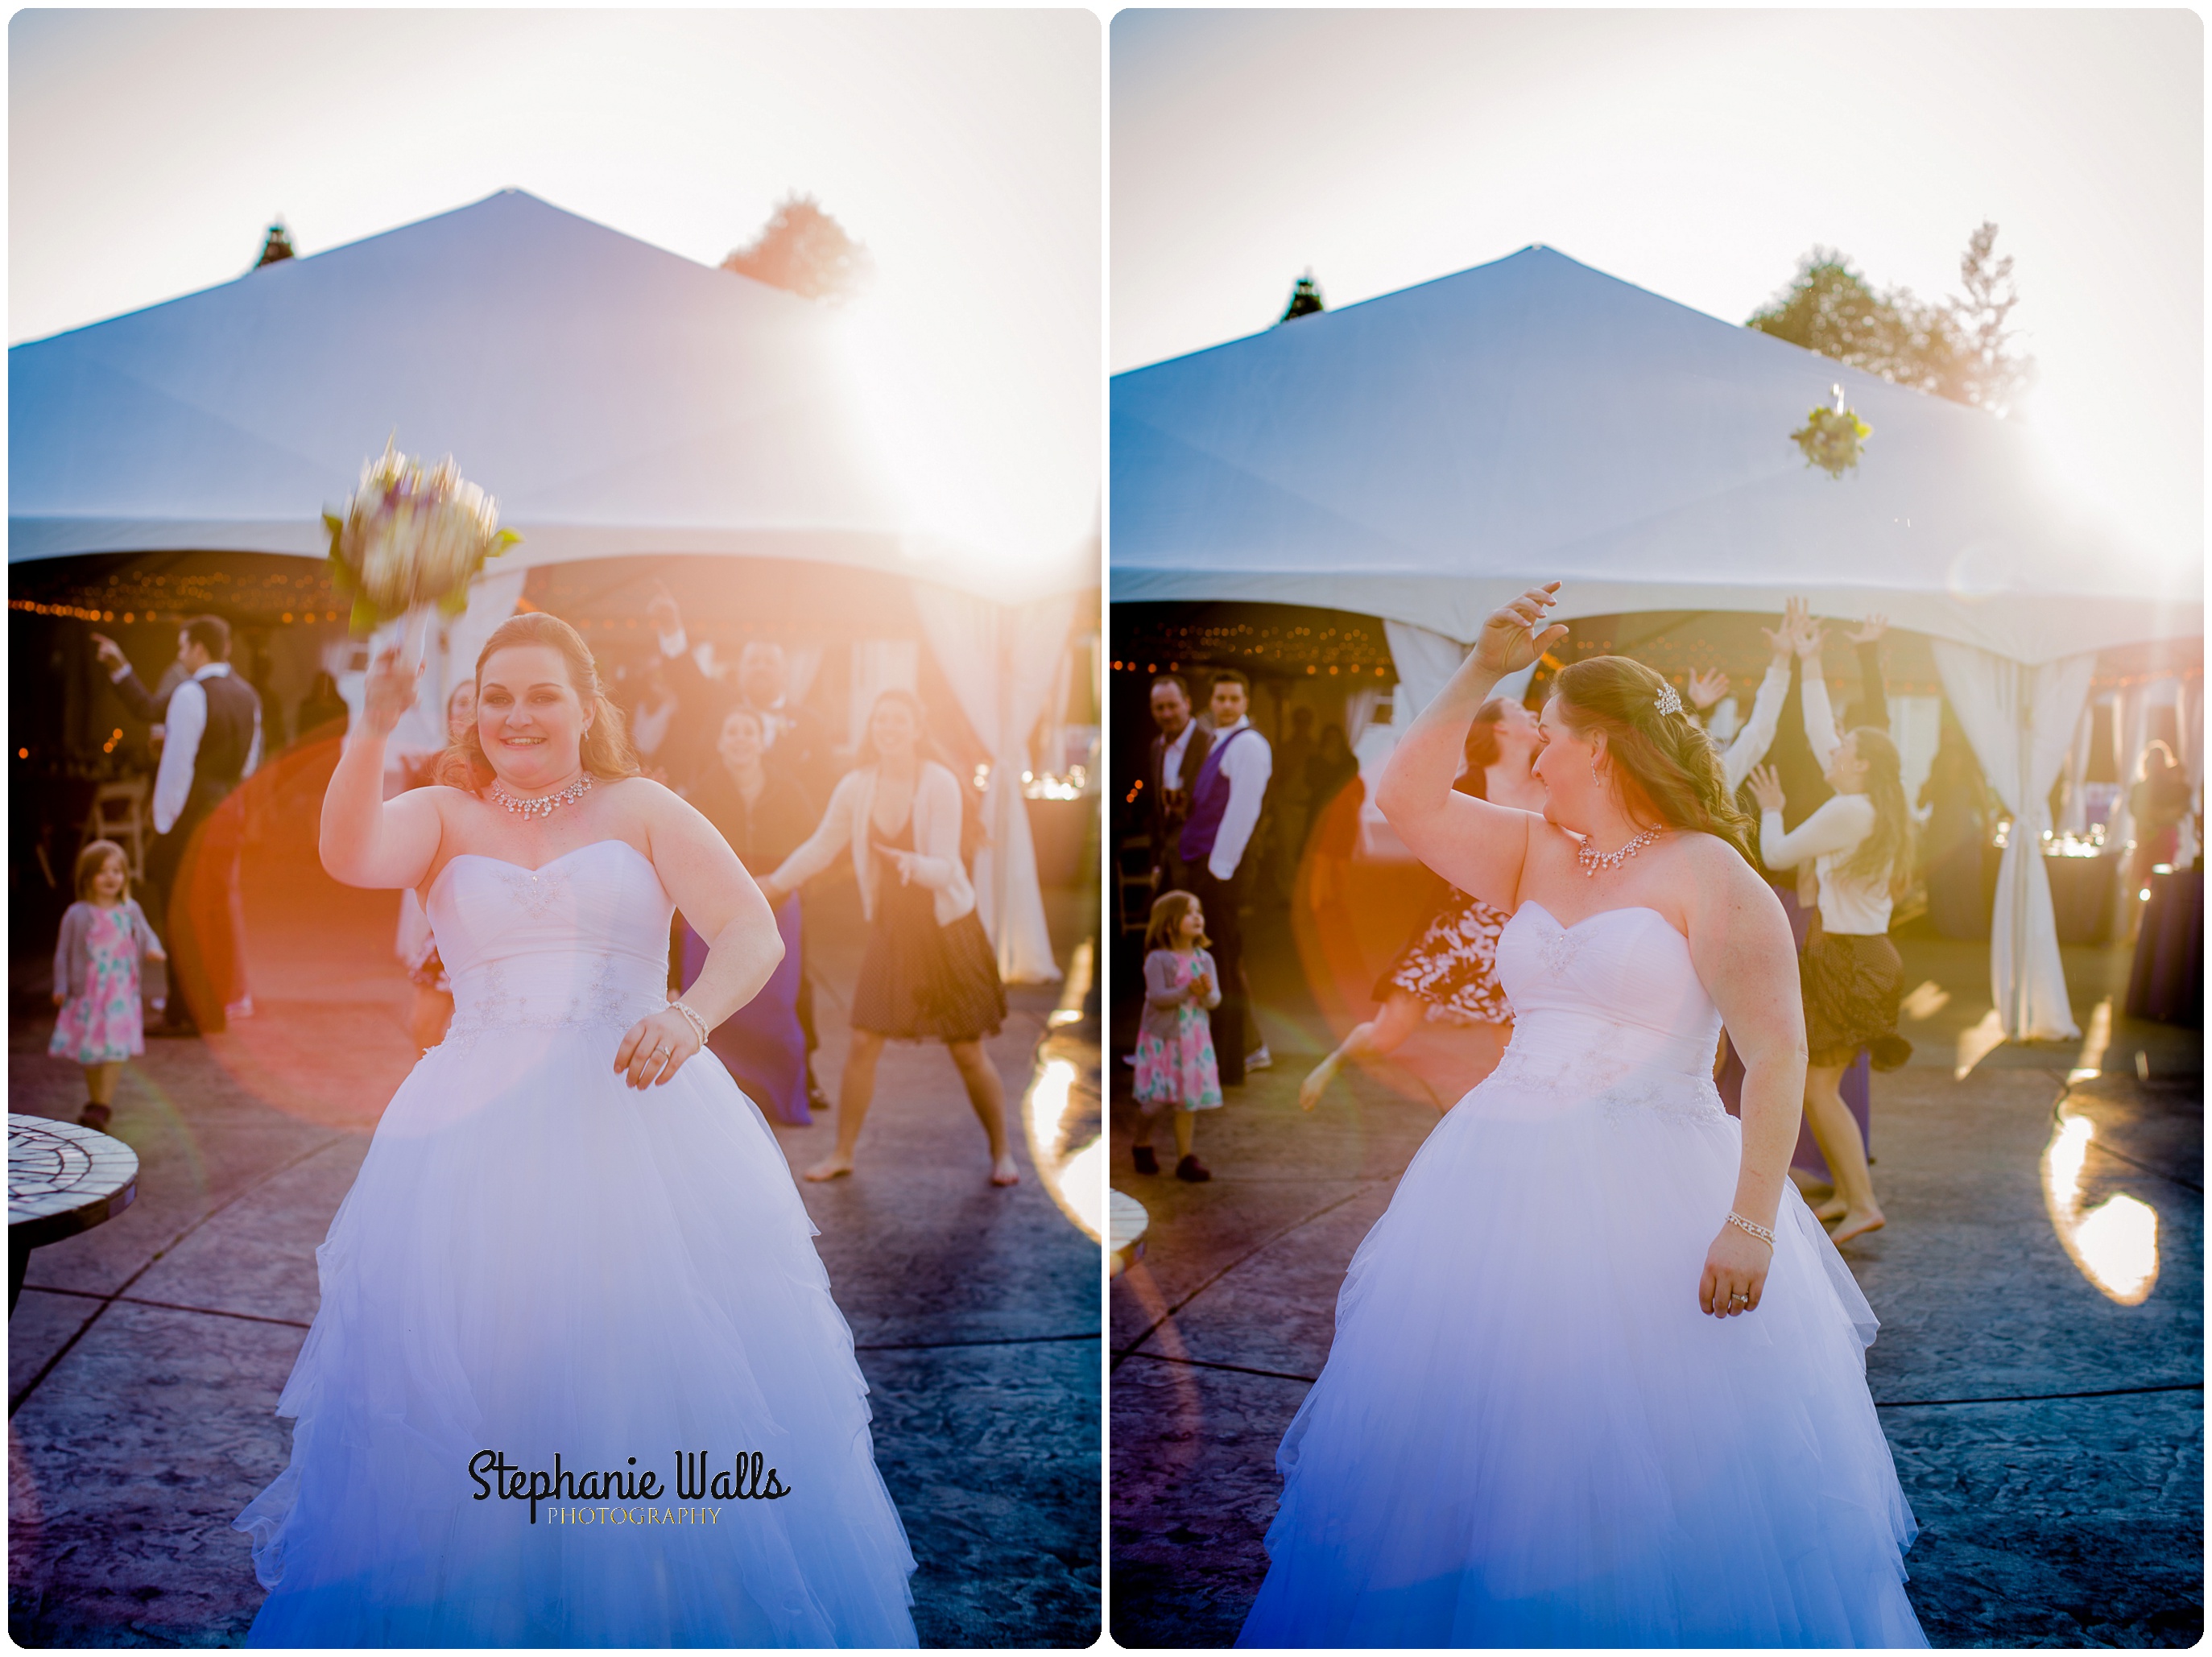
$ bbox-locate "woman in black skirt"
[1749,725,1916,1244]
[758,690,1015,1186]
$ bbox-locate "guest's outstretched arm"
[1376,583,1565,911]
[320,647,444,890]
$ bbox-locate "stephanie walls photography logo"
[470,1449,793,1525]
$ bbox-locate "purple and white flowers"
[325,439,520,632]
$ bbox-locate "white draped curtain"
[1382,619,1536,722]
[847,641,920,751]
[914,586,1077,985]
[1931,641,2097,1042]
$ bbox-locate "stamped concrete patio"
[8,785,1101,1649]
[1109,904,2202,1648]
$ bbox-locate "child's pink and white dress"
[1134,947,1222,1112]
[50,900,156,1064]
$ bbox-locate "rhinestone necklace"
[1577,824,1663,878]
[490,774,593,820]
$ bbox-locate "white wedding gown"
[234,840,918,1647]
[1238,901,1926,1648]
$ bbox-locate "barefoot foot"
[804,1154,855,1182]
[1297,1064,1334,1113]
[1829,1207,1885,1244]
[1814,1196,1849,1223]
[990,1154,1020,1187]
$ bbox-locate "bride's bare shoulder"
[1677,833,1788,932]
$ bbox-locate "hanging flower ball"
[1790,385,1871,480]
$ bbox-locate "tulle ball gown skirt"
[234,844,917,1647]
[1237,938,1926,1648]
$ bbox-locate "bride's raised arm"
[320,646,446,890]
[1375,582,1567,911]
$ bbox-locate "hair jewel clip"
[1654,683,1685,717]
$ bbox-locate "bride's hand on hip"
[614,1009,703,1089]
[1473,582,1569,675]
[1700,1224,1772,1317]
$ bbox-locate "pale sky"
[10,8,1100,575]
[1114,9,2202,567]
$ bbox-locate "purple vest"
[1178,726,1254,865]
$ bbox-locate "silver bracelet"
[1726,1211,1776,1248]
[667,1000,711,1047]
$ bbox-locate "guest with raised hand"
[758,690,1016,1186]
[1298,696,1544,1114]
[680,704,820,1124]
[1684,596,1813,793]
[1840,614,1893,733]
[1748,736,1916,1245]
[90,615,263,1034]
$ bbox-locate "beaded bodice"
[424,840,673,1045]
[1484,902,1728,1122]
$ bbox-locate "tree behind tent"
[1747,222,2032,415]
[721,195,874,304]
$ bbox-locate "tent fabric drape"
[1933,641,2097,1042]
[913,585,1077,985]
[1382,618,1536,726]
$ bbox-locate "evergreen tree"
[254,220,296,268]
[1747,225,2032,415]
[1279,271,1325,323]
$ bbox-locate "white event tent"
[12,189,1089,981]
[1113,246,2202,1042]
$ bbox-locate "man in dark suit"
[91,614,263,1035]
[1146,672,1211,893]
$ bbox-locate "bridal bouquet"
[1790,386,1871,480]
[325,439,520,634]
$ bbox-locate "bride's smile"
[476,644,593,791]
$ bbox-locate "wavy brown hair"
[1552,656,1757,865]
[1454,697,1515,800]
[1838,725,1916,899]
[434,612,641,788]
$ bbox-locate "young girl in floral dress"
[51,840,164,1130]
[1131,889,1223,1183]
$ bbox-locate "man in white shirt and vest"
[93,614,263,1035]
[1175,667,1272,1085]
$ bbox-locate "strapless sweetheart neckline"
[1514,899,1686,943]
[426,837,652,903]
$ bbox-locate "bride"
[233,612,918,1647]
[1237,584,1925,1648]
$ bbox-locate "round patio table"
[9,1114,138,1315]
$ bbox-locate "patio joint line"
[10,1131,351,1417]
[1111,1175,1397,1373]
[14,1283,313,1331]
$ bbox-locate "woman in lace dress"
[1297,697,1545,1113]
[234,612,916,1646]
[1238,584,1923,1648]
